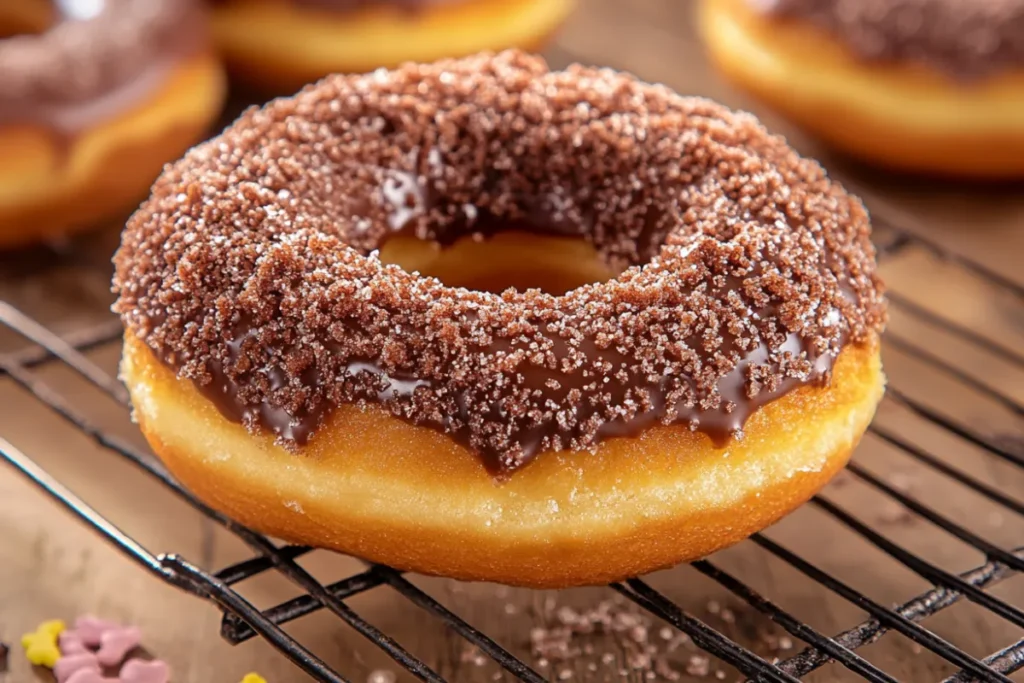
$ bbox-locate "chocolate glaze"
[114,51,886,474]
[0,0,209,143]
[183,175,848,471]
[752,0,1024,78]
[188,235,844,471]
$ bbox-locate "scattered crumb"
[830,470,853,488]
[526,597,700,680]
[879,503,914,525]
[367,670,396,683]
[459,645,487,667]
[686,655,710,677]
[888,472,913,493]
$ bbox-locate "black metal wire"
[613,580,802,683]
[0,436,186,591]
[217,545,313,585]
[690,560,898,683]
[0,215,1021,683]
[3,318,122,371]
[0,302,128,403]
[0,437,354,683]
[221,568,387,644]
[868,426,1024,517]
[775,547,1024,678]
[376,567,546,683]
[865,211,1024,299]
[0,343,445,682]
[883,333,1024,417]
[886,387,1024,468]
[751,535,1014,683]
[810,496,1024,628]
[887,291,1024,368]
[161,556,354,683]
[844,463,1024,572]
[944,640,1024,683]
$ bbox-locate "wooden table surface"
[1,2,1022,682]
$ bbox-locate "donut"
[113,51,887,588]
[210,0,575,93]
[0,0,225,248]
[699,0,1024,178]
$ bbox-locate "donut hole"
[378,228,619,296]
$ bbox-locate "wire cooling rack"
[0,206,1022,682]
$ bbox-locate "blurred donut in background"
[0,0,226,249]
[209,0,576,93]
[699,0,1024,178]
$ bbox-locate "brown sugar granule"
[753,0,1024,77]
[113,50,886,473]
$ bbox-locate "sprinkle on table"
[22,619,66,668]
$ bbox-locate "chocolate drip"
[753,0,1024,78]
[189,301,841,472]
[0,0,208,144]
[180,203,848,472]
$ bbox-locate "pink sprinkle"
[54,653,100,683]
[96,627,142,668]
[120,659,171,683]
[73,617,120,648]
[59,632,89,656]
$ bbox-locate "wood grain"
[1,2,1022,682]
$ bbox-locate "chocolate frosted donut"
[0,0,207,137]
[701,0,1024,177]
[116,51,886,587]
[115,51,883,472]
[209,0,574,93]
[0,0,225,246]
[752,0,1024,78]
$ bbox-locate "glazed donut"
[114,51,887,588]
[210,0,575,93]
[0,0,225,248]
[699,0,1024,178]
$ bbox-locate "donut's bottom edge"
[122,330,883,588]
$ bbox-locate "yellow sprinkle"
[21,619,66,668]
[241,674,268,683]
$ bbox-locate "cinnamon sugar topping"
[113,51,885,473]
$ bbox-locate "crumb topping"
[752,0,1024,77]
[113,51,886,472]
